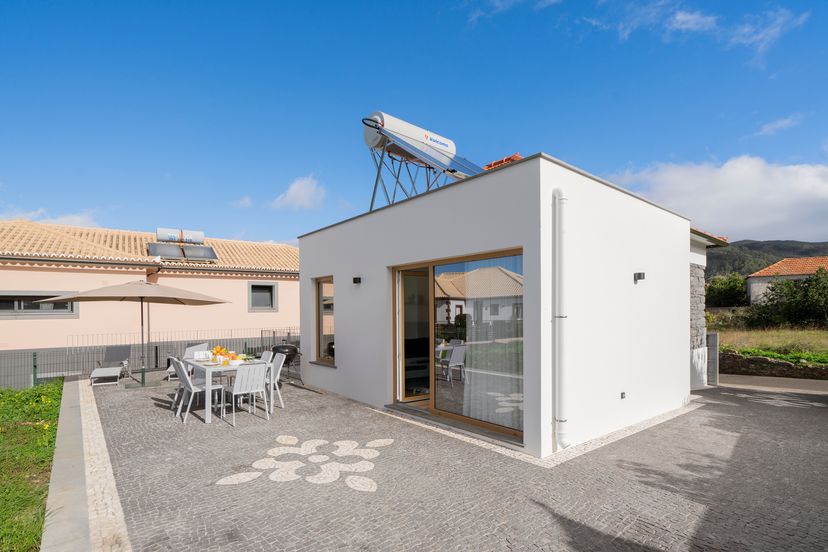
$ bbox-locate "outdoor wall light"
[633,272,645,284]
[353,277,362,284]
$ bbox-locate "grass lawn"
[719,328,828,365]
[0,379,62,552]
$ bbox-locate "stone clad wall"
[720,351,828,380]
[690,264,706,350]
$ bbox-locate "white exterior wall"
[299,155,690,458]
[689,240,708,267]
[300,160,549,456]
[747,274,803,304]
[539,160,690,449]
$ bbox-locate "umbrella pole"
[140,297,146,387]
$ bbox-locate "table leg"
[269,364,274,415]
[204,368,212,424]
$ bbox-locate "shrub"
[746,268,828,328]
[706,272,748,307]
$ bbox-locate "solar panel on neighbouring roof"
[182,245,218,261]
[148,242,184,258]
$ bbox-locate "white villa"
[297,113,723,458]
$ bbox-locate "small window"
[248,282,279,312]
[0,294,76,318]
[316,277,335,364]
[490,303,500,316]
[512,303,523,320]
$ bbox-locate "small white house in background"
[746,256,828,304]
[299,146,718,458]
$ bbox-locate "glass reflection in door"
[433,253,523,431]
[400,269,430,400]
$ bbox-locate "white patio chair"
[168,342,209,380]
[221,363,269,427]
[169,357,186,412]
[440,345,466,387]
[269,352,286,409]
[171,357,222,424]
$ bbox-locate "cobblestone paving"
[94,382,828,551]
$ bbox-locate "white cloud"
[232,195,252,208]
[0,207,46,220]
[618,0,674,41]
[577,4,807,62]
[0,206,98,227]
[271,176,326,210]
[40,212,99,227]
[756,114,803,137]
[468,0,524,23]
[666,10,717,32]
[535,0,562,9]
[729,8,809,58]
[613,155,828,241]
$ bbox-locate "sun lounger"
[90,366,122,386]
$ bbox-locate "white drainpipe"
[553,189,570,450]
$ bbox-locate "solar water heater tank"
[363,111,457,157]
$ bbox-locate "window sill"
[0,313,79,320]
[309,360,336,369]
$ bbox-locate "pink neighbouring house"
[0,220,299,351]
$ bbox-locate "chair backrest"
[183,342,209,359]
[171,358,197,393]
[101,344,131,366]
[449,345,465,366]
[271,353,286,381]
[231,363,267,395]
[260,350,273,364]
[449,339,463,346]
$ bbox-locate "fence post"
[32,352,38,387]
[707,332,719,386]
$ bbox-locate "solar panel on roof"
[148,242,184,259]
[379,127,484,179]
[182,245,218,261]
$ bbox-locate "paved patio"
[89,378,828,551]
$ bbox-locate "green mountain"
[707,240,828,279]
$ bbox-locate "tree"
[746,268,828,327]
[805,268,828,324]
[706,273,748,307]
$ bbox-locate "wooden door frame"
[393,266,431,403]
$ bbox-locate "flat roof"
[298,152,690,239]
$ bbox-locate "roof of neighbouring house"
[434,266,524,299]
[749,256,828,278]
[690,228,729,247]
[0,219,299,274]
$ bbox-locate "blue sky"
[1,1,826,242]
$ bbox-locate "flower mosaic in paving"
[216,435,394,492]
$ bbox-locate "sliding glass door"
[434,253,524,432]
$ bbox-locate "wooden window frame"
[315,276,335,366]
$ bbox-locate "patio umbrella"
[37,280,226,386]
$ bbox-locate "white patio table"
[183,358,273,424]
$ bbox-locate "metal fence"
[0,327,300,389]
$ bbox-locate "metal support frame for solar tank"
[363,112,485,211]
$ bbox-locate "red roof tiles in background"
[484,153,523,171]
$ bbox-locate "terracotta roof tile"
[749,256,828,278]
[0,219,298,273]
